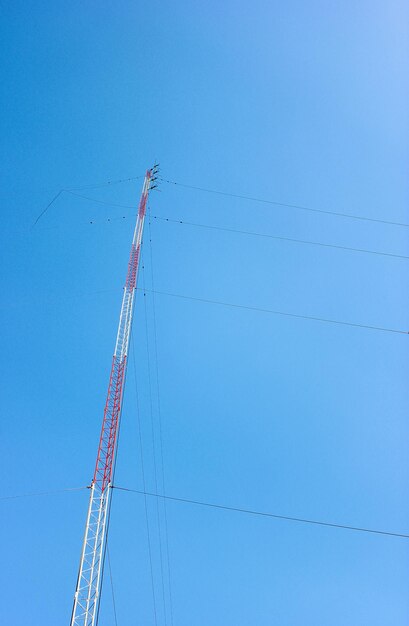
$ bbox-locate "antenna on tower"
[149,162,160,190]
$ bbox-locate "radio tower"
[70,165,158,626]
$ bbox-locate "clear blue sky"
[1,1,408,624]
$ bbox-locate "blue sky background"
[1,1,409,624]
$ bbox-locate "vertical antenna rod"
[70,165,157,626]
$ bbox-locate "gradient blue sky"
[1,2,409,624]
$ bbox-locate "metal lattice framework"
[70,166,157,626]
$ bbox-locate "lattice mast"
[70,166,158,626]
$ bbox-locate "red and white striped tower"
[70,165,157,626]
